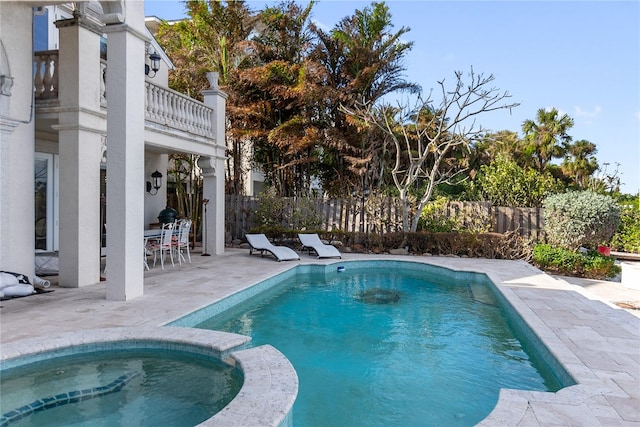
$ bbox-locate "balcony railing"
[34,50,58,99]
[145,82,215,137]
[33,50,215,138]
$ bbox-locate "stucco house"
[0,1,227,300]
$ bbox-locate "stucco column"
[202,73,228,254]
[0,4,34,277]
[55,12,104,287]
[102,3,146,300]
[198,156,225,254]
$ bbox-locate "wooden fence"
[225,195,544,242]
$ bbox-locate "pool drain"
[355,288,401,304]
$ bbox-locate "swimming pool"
[172,260,574,426]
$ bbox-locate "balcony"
[33,51,216,141]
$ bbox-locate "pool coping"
[1,252,638,425]
[0,327,298,427]
[427,258,640,426]
[169,257,640,425]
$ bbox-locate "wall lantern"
[145,51,162,78]
[146,170,163,195]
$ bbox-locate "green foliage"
[289,197,323,230]
[533,244,621,279]
[610,202,640,254]
[417,197,490,233]
[249,227,531,260]
[254,188,286,228]
[417,196,459,232]
[254,189,323,230]
[521,107,574,172]
[584,252,621,279]
[543,191,621,250]
[474,155,561,207]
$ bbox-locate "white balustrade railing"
[33,50,58,99]
[144,82,215,137]
[33,50,215,138]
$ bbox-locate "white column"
[103,3,147,300]
[202,72,228,254]
[198,156,225,254]
[55,14,104,287]
[0,4,36,278]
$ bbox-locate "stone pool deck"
[1,249,639,426]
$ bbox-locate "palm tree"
[562,139,599,188]
[522,107,574,172]
[156,0,258,195]
[309,1,420,195]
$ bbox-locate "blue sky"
[145,0,640,195]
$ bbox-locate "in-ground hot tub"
[0,327,298,427]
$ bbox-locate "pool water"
[1,349,242,427]
[196,263,565,426]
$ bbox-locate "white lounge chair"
[246,234,300,262]
[298,233,342,258]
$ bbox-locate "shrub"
[247,227,530,260]
[289,197,323,230]
[254,190,323,230]
[254,188,286,228]
[610,201,640,254]
[475,154,561,207]
[417,196,459,232]
[532,244,620,279]
[543,191,621,250]
[584,251,621,279]
[418,198,490,233]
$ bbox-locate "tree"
[561,139,599,188]
[155,0,258,194]
[309,1,420,196]
[466,130,522,178]
[522,107,574,172]
[344,69,519,231]
[233,1,323,196]
[475,154,561,207]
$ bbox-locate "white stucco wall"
[144,152,168,227]
[0,3,36,278]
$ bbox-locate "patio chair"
[173,219,192,265]
[245,234,300,262]
[298,233,342,259]
[149,221,176,269]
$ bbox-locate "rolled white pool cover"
[32,276,50,289]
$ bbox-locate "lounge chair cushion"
[246,234,300,262]
[298,233,342,258]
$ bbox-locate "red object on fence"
[597,245,611,256]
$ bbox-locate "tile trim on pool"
[0,327,298,427]
[0,372,140,427]
[170,260,575,389]
[168,257,640,426]
[168,259,500,328]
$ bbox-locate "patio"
[1,249,639,426]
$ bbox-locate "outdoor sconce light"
[146,170,163,195]
[145,51,161,77]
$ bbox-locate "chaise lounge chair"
[246,234,300,262]
[298,233,342,259]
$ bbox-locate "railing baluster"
[34,56,45,97]
[34,50,217,139]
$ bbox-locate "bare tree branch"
[341,68,520,231]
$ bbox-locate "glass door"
[34,153,58,251]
